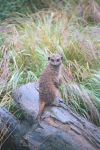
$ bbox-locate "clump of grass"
[0,9,100,125]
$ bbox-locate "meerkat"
[37,53,63,121]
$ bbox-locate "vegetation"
[0,0,100,128]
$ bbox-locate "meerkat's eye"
[48,56,50,61]
[56,59,60,62]
[51,59,54,62]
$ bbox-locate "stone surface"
[12,82,100,150]
[12,82,39,120]
[0,107,31,150]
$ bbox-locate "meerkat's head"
[48,54,63,66]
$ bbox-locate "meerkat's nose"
[54,60,57,65]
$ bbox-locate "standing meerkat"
[37,53,63,121]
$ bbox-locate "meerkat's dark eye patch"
[56,59,60,62]
[61,56,63,60]
[48,56,50,61]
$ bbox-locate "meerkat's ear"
[48,56,50,61]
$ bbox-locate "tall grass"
[0,9,100,125]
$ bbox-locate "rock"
[12,82,100,150]
[12,82,39,123]
[22,122,98,150]
[0,107,30,150]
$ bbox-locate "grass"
[0,8,100,126]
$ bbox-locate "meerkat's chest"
[52,69,61,84]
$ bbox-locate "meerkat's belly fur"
[39,65,61,105]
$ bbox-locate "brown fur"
[37,54,62,121]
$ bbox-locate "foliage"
[0,0,30,20]
[1,0,100,21]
